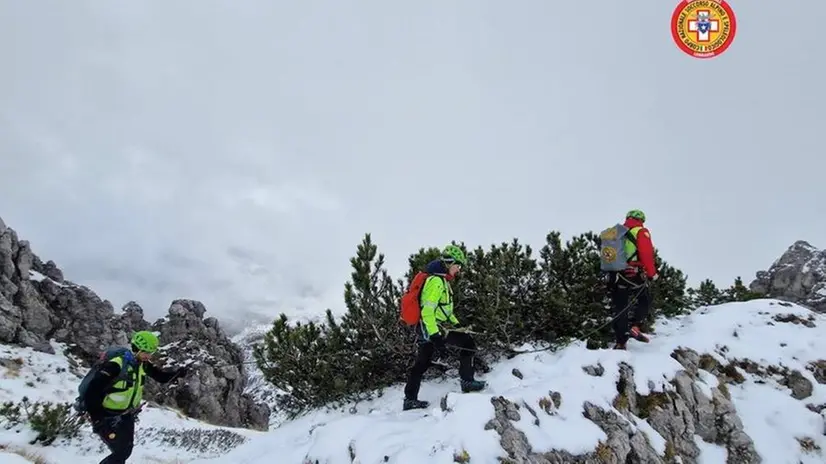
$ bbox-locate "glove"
[429,332,446,349]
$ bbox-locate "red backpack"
[400,271,430,326]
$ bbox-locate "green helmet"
[442,244,467,265]
[626,209,646,222]
[131,331,159,354]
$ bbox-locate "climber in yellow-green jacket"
[78,331,188,464]
[403,244,486,411]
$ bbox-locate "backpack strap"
[625,228,639,262]
[103,357,136,394]
[419,274,452,322]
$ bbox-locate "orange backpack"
[400,271,430,326]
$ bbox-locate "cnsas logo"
[671,0,737,59]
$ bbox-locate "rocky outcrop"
[750,240,826,313]
[0,217,269,431]
[143,299,271,431]
[484,348,763,463]
[485,394,665,463]
[660,350,760,463]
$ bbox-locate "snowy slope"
[0,341,265,463]
[2,299,826,463]
[193,299,826,464]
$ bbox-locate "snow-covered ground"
[1,299,826,463]
[197,299,826,464]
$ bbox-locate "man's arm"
[419,276,445,336]
[144,362,186,383]
[636,228,658,278]
[82,361,122,417]
[448,308,459,326]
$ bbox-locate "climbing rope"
[502,282,649,358]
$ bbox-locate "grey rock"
[787,370,814,400]
[750,240,826,313]
[670,348,700,377]
[485,394,663,463]
[0,274,18,301]
[669,348,761,464]
[582,363,604,377]
[140,298,270,431]
[15,280,53,335]
[0,216,270,431]
[15,240,33,281]
[0,227,17,282]
[0,293,22,342]
[120,301,150,331]
[807,360,826,384]
[581,402,633,463]
[614,363,700,463]
[550,391,561,409]
[672,370,716,441]
[41,260,64,283]
[478,349,764,463]
[17,329,44,350]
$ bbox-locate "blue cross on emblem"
[695,12,712,33]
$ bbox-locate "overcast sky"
[1,0,823,333]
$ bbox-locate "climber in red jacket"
[608,209,659,349]
[624,214,657,280]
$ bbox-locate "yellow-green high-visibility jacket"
[101,356,146,411]
[419,275,459,337]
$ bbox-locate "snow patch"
[27,270,67,287]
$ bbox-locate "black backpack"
[72,346,136,414]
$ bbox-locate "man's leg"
[629,284,652,342]
[98,414,135,464]
[445,332,486,392]
[610,283,631,349]
[445,332,475,381]
[630,284,652,325]
[403,341,434,409]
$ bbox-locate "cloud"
[1,0,824,331]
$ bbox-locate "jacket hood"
[624,217,645,229]
[424,258,455,280]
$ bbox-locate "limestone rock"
[143,299,270,431]
[0,215,270,431]
[484,394,665,463]
[482,351,763,463]
[750,240,826,313]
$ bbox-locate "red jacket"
[624,217,657,278]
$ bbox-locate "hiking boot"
[613,342,626,350]
[402,398,429,411]
[629,326,650,343]
[461,380,487,393]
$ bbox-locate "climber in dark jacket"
[82,331,187,464]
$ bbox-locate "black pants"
[404,331,476,400]
[608,273,651,345]
[93,413,135,464]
